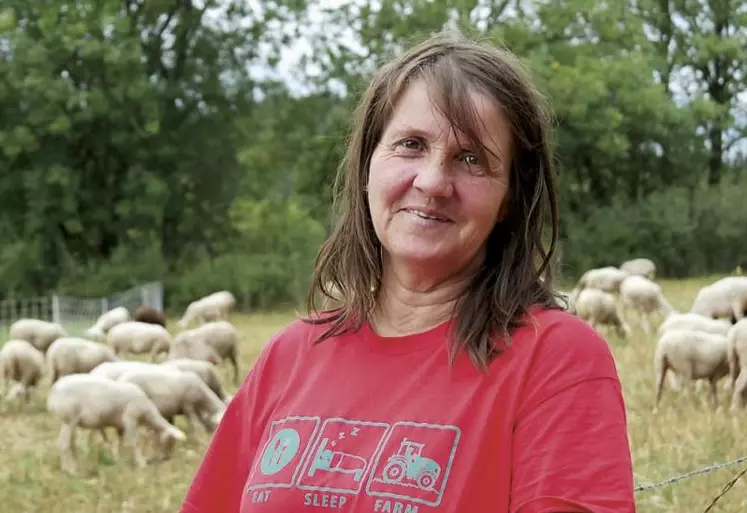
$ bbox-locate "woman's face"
[367,79,512,279]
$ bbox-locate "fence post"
[52,295,61,325]
[101,297,108,314]
[141,287,148,308]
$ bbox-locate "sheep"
[618,275,675,334]
[162,358,227,402]
[653,329,730,411]
[620,258,657,280]
[573,266,629,295]
[177,290,236,329]
[106,321,172,361]
[117,366,226,439]
[90,360,161,381]
[572,287,630,338]
[690,276,747,323]
[170,320,240,382]
[658,313,732,337]
[657,313,733,391]
[9,318,67,353]
[727,318,747,409]
[0,339,46,403]
[134,305,166,327]
[84,306,131,342]
[46,373,187,474]
[166,334,221,367]
[46,337,118,384]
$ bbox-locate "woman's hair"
[303,30,563,369]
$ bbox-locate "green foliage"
[0,0,745,310]
[562,174,747,278]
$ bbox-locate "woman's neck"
[371,256,482,337]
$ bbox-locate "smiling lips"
[402,207,452,223]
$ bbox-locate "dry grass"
[2,277,747,512]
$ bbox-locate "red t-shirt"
[179,307,636,513]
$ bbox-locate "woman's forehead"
[385,79,509,152]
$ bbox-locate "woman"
[179,31,636,513]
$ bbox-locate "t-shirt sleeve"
[509,314,637,513]
[178,346,273,513]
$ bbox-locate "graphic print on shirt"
[296,418,390,494]
[243,416,461,510]
[365,422,460,507]
[246,416,321,493]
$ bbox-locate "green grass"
[1,278,747,512]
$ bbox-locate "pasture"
[2,276,746,512]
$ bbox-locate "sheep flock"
[559,259,747,413]
[3,270,747,512]
[0,289,238,475]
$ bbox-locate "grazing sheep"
[690,276,747,323]
[46,373,187,474]
[166,334,221,367]
[177,291,236,329]
[90,360,161,381]
[134,305,166,327]
[620,258,657,280]
[573,266,629,294]
[727,318,747,409]
[46,337,118,383]
[0,339,46,403]
[171,321,240,382]
[84,307,131,342]
[9,319,67,353]
[658,313,732,337]
[657,313,733,391]
[619,275,675,334]
[162,358,227,401]
[106,321,172,361]
[653,329,730,411]
[572,287,630,338]
[117,366,226,438]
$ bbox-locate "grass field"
[2,275,746,512]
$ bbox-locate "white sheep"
[727,318,747,409]
[0,339,46,403]
[177,290,236,329]
[658,313,732,337]
[653,329,730,411]
[170,320,240,382]
[572,287,631,338]
[166,334,221,367]
[84,306,131,342]
[106,321,172,361]
[9,318,67,353]
[117,366,226,438]
[161,358,227,402]
[573,266,630,295]
[657,313,733,391]
[619,275,675,334]
[90,360,161,381]
[46,373,187,474]
[690,276,747,322]
[46,337,118,383]
[620,258,656,280]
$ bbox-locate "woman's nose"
[412,155,454,197]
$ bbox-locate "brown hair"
[303,30,563,369]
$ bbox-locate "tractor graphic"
[380,438,441,491]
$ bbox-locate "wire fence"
[634,454,747,512]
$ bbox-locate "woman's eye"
[398,138,422,151]
[463,154,479,166]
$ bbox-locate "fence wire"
[634,454,747,512]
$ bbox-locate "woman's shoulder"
[511,306,620,376]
